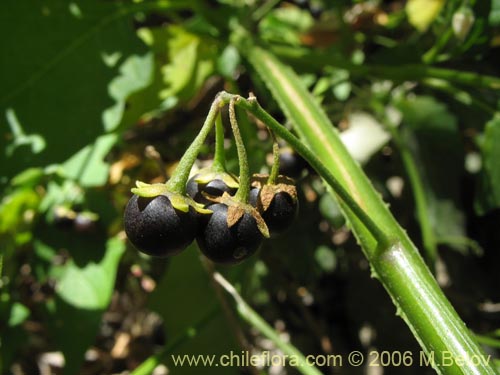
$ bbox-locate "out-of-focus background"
[1,1,500,374]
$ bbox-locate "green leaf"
[46,236,125,375]
[139,25,217,104]
[406,0,445,32]
[61,134,118,187]
[314,245,337,272]
[475,117,500,214]
[56,236,125,309]
[0,0,147,181]
[148,247,236,375]
[490,0,500,26]
[217,45,241,78]
[102,53,155,132]
[8,303,30,327]
[397,96,466,249]
[259,7,314,46]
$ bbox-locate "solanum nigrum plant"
[249,141,298,236]
[186,115,239,205]
[196,99,269,265]
[123,98,222,257]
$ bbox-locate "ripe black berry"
[196,203,263,265]
[124,194,197,257]
[278,148,308,178]
[186,171,238,205]
[249,175,298,237]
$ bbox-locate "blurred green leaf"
[61,133,118,188]
[0,0,146,181]
[0,187,40,253]
[149,247,236,375]
[46,236,125,374]
[490,0,500,26]
[314,245,337,272]
[406,0,445,32]
[475,117,500,215]
[139,25,218,105]
[8,302,30,327]
[259,7,314,46]
[319,193,345,229]
[103,53,156,132]
[397,96,466,250]
[217,45,241,78]
[56,236,125,309]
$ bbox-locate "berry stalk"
[166,94,224,194]
[229,98,251,204]
[211,113,227,173]
[267,133,280,185]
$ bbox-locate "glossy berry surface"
[186,174,237,205]
[124,194,197,257]
[250,188,297,237]
[196,203,263,265]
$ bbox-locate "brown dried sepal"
[251,174,298,212]
[213,193,270,238]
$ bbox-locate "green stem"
[166,95,223,194]
[267,135,280,185]
[231,94,390,248]
[475,334,500,349]
[375,107,438,268]
[239,44,498,375]
[212,113,226,173]
[252,0,281,21]
[271,45,500,90]
[130,305,219,375]
[228,98,251,203]
[213,272,323,375]
[423,27,454,64]
[423,78,498,115]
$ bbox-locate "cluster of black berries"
[124,169,298,265]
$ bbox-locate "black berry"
[278,148,308,178]
[186,172,238,205]
[124,194,197,257]
[196,203,263,265]
[249,175,298,237]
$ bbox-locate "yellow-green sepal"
[131,181,212,214]
[131,181,169,197]
[169,193,212,214]
[193,169,239,189]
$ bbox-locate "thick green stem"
[211,113,226,173]
[166,96,223,194]
[239,44,498,375]
[228,98,251,203]
[373,105,438,268]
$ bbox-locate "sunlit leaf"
[56,236,125,309]
[0,0,146,181]
[406,0,445,32]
